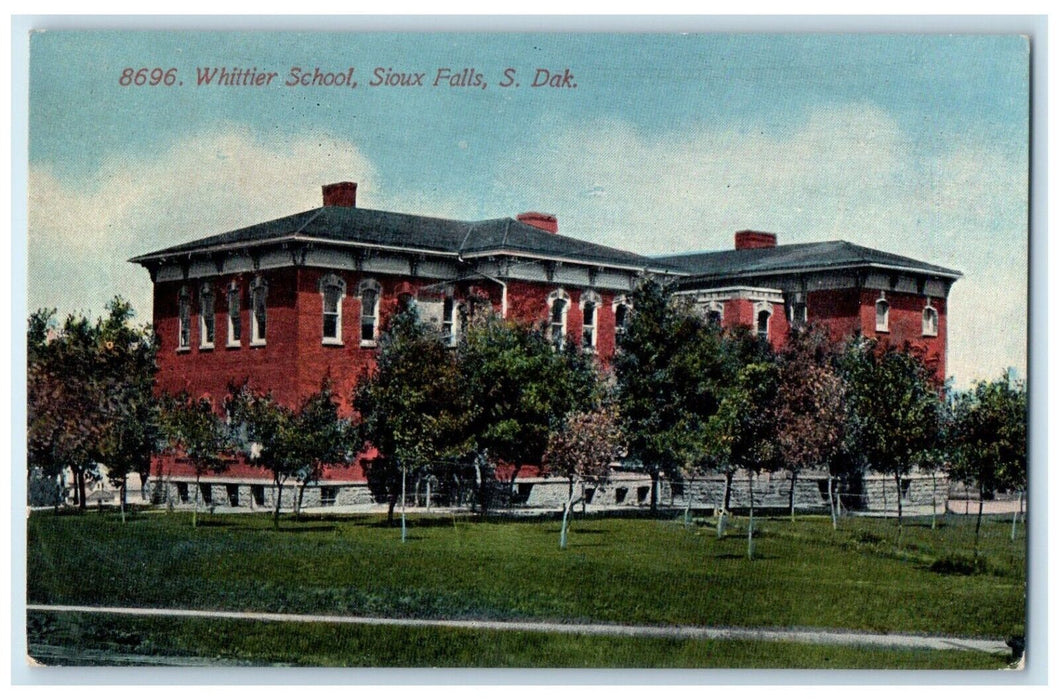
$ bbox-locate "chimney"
[734,230,777,250]
[322,181,357,207]
[517,211,559,234]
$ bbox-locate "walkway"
[27,604,1011,655]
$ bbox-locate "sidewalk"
[27,603,1012,656]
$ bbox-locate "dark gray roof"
[654,240,962,281]
[130,205,658,271]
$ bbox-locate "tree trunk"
[650,468,659,514]
[77,468,87,512]
[789,471,798,522]
[426,479,432,512]
[718,471,733,538]
[272,478,283,529]
[930,471,938,531]
[1010,492,1019,542]
[296,481,307,520]
[193,474,200,528]
[894,472,904,550]
[684,476,694,528]
[974,483,985,558]
[401,465,407,543]
[747,471,755,560]
[120,481,127,524]
[54,473,63,513]
[828,473,837,531]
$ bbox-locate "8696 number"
[118,68,179,86]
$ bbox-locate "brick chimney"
[323,181,357,207]
[734,230,777,250]
[517,212,558,234]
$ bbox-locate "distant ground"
[26,509,1026,668]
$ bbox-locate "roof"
[129,205,660,272]
[654,240,962,281]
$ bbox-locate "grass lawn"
[26,509,1025,667]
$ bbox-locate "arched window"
[250,276,268,346]
[226,281,241,347]
[756,308,771,342]
[199,282,215,349]
[547,288,570,349]
[613,296,631,344]
[580,290,602,351]
[319,273,346,345]
[177,286,191,350]
[875,294,890,333]
[922,301,939,337]
[359,279,382,346]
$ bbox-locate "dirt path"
[27,603,1011,655]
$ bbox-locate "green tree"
[614,279,720,513]
[159,392,232,527]
[457,310,599,505]
[705,361,781,558]
[353,306,470,533]
[841,339,945,547]
[773,326,845,522]
[542,403,623,549]
[27,299,158,513]
[949,375,1027,555]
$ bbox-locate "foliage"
[458,311,600,470]
[353,306,471,520]
[27,298,159,511]
[773,326,846,518]
[839,338,946,538]
[227,380,352,524]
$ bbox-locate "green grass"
[27,611,1012,669]
[27,509,1026,666]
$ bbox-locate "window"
[706,301,723,328]
[547,289,570,349]
[756,309,771,342]
[250,277,268,346]
[199,282,215,349]
[177,286,191,350]
[441,296,459,346]
[922,301,938,337]
[320,273,346,345]
[789,296,807,329]
[580,290,601,351]
[359,279,381,346]
[226,484,240,507]
[613,297,631,344]
[227,281,241,347]
[875,294,889,333]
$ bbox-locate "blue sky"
[27,31,1029,386]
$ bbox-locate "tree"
[949,375,1027,555]
[159,392,232,527]
[542,403,623,549]
[773,326,845,522]
[841,339,945,547]
[353,306,471,534]
[614,279,719,513]
[27,299,158,513]
[457,309,599,506]
[288,380,355,517]
[705,361,781,558]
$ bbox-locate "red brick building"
[131,181,960,508]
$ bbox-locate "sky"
[26,31,1029,387]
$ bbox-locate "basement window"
[199,282,215,349]
[320,273,346,345]
[359,279,381,346]
[250,277,268,346]
[320,486,339,506]
[227,281,241,347]
[177,286,191,351]
[922,302,938,337]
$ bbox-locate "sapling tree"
[160,392,232,527]
[542,403,623,549]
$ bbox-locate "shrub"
[930,553,988,576]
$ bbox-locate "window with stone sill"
[320,273,346,345]
[613,297,631,345]
[922,302,939,337]
[359,279,382,346]
[177,286,191,351]
[547,288,570,349]
[756,308,771,342]
[875,295,890,333]
[580,290,601,351]
[250,276,268,346]
[199,282,215,349]
[227,281,241,347]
